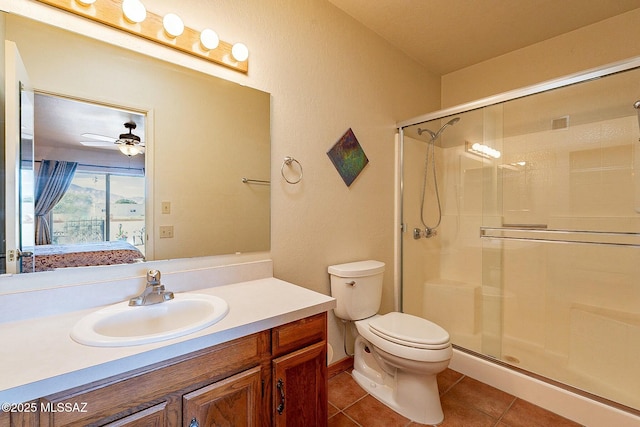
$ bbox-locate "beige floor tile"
[344,395,411,427]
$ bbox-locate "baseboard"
[329,356,353,378]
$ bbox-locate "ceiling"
[33,93,144,157]
[327,0,640,75]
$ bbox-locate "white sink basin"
[70,293,229,347]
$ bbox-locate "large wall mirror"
[2,12,271,276]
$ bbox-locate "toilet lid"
[369,312,450,350]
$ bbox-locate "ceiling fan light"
[118,142,143,156]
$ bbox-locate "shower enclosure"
[397,58,640,414]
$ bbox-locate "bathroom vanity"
[0,270,335,427]
[8,313,326,426]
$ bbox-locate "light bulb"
[231,43,249,62]
[122,0,146,23]
[200,29,219,50]
[163,13,184,37]
[119,143,143,157]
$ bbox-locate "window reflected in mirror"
[20,93,147,272]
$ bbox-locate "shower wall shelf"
[480,227,640,248]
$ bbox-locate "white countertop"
[0,277,335,403]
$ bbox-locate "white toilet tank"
[328,260,385,321]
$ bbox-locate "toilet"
[328,260,452,425]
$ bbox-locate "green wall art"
[327,128,369,187]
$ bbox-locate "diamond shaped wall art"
[327,128,369,187]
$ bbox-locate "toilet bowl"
[328,260,452,425]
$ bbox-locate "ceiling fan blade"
[80,141,117,148]
[81,132,117,142]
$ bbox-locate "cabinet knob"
[276,378,285,415]
[189,417,199,427]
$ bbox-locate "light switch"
[159,225,174,238]
[161,201,171,214]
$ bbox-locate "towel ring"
[281,156,303,184]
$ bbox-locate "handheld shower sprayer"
[414,117,460,240]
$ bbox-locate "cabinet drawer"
[272,312,326,357]
[40,331,270,427]
[103,402,168,427]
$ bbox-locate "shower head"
[417,117,460,141]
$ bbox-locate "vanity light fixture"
[163,13,184,38]
[122,0,147,24]
[36,0,249,73]
[466,141,501,159]
[231,43,249,62]
[200,29,220,50]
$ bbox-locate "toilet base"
[353,336,446,425]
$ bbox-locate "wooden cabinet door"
[183,366,262,427]
[103,403,168,427]
[272,341,327,427]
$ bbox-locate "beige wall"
[441,8,640,108]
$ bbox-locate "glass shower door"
[480,65,640,410]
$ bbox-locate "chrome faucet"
[129,270,175,306]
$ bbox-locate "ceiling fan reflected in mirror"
[81,121,145,156]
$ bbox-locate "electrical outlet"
[161,201,171,214]
[159,225,174,238]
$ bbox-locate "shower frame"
[395,55,640,424]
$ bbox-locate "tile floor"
[328,368,583,427]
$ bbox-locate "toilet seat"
[355,315,452,363]
[369,312,450,350]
